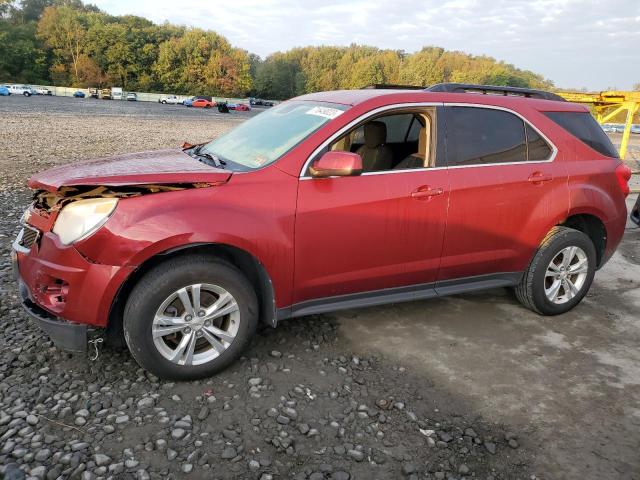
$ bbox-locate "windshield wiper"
[193,145,226,168]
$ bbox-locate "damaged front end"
[33,182,217,213]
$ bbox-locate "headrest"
[364,121,387,148]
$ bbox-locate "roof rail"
[362,84,425,90]
[426,83,566,102]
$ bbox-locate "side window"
[543,111,619,158]
[326,109,440,173]
[378,114,414,143]
[525,124,552,161]
[446,107,527,166]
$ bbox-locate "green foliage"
[1,0,554,99]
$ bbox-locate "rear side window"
[445,107,527,166]
[544,111,619,158]
[525,124,552,161]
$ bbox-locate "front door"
[293,106,450,308]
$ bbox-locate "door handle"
[411,186,443,200]
[528,172,553,183]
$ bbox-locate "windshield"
[200,101,347,169]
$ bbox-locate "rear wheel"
[123,256,258,380]
[515,226,596,315]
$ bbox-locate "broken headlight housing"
[52,198,118,245]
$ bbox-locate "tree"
[37,6,87,84]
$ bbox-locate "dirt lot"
[0,95,639,480]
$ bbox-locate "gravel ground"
[0,97,534,480]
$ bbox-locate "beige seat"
[394,126,427,170]
[356,121,393,172]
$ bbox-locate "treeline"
[1,0,554,99]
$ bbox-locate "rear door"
[437,105,569,286]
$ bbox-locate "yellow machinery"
[557,90,639,160]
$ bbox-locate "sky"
[92,0,640,91]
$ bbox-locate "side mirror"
[309,151,363,178]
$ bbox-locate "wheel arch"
[106,242,277,347]
[559,211,607,268]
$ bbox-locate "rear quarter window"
[543,111,619,158]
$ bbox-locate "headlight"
[52,198,118,245]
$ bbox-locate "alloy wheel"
[544,246,589,304]
[151,283,240,366]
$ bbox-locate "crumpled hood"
[28,149,232,191]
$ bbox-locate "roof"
[293,88,586,112]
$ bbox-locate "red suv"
[13,83,631,380]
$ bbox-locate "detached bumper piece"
[19,281,87,352]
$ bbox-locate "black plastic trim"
[630,195,639,226]
[277,272,522,321]
[426,83,566,102]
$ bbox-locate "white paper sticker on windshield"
[305,106,343,119]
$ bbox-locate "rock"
[276,415,290,425]
[508,438,519,449]
[197,407,209,420]
[347,449,364,461]
[248,460,260,471]
[402,463,418,475]
[115,415,129,424]
[94,454,111,467]
[459,464,470,475]
[248,377,262,386]
[221,447,237,459]
[137,398,154,409]
[181,464,193,473]
[332,472,350,480]
[484,441,497,454]
[270,350,282,358]
[172,428,186,439]
[25,415,38,425]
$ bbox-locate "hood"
[28,149,232,192]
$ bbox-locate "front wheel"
[123,256,258,380]
[515,226,596,315]
[23,92,31,96]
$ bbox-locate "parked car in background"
[73,91,85,98]
[631,125,640,134]
[100,88,112,100]
[182,97,195,107]
[191,98,215,108]
[112,87,123,101]
[35,87,53,96]
[13,83,631,380]
[601,124,616,133]
[126,92,137,101]
[228,103,251,111]
[89,88,99,99]
[0,86,10,96]
[250,98,275,107]
[9,85,36,96]
[159,95,180,104]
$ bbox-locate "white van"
[112,87,123,100]
[9,85,36,96]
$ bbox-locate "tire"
[515,226,596,315]
[23,92,30,96]
[123,255,258,380]
[161,100,166,104]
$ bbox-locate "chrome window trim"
[299,102,558,179]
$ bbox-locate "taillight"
[615,163,632,197]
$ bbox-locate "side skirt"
[277,272,522,321]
